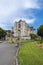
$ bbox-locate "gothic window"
[18,23,21,28]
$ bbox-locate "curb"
[14,43,23,65]
[15,47,19,65]
[14,44,21,65]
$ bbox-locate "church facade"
[13,20,34,40]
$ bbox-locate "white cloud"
[13,17,35,24]
[0,0,40,18]
[0,0,41,29]
[0,21,12,30]
[0,0,19,17]
[21,0,40,9]
[0,23,8,30]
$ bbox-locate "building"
[6,30,13,40]
[13,20,34,40]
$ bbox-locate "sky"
[0,0,43,30]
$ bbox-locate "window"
[18,23,21,28]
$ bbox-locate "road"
[0,41,18,65]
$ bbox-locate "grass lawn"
[7,39,28,44]
[19,41,43,65]
[0,40,3,43]
[7,40,15,44]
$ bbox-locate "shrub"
[40,40,43,44]
[30,34,40,41]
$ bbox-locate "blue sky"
[0,0,43,30]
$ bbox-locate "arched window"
[19,23,21,28]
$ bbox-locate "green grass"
[7,39,29,44]
[0,40,3,43]
[16,40,31,43]
[7,40,15,44]
[19,41,43,65]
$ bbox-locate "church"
[13,19,34,40]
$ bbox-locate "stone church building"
[13,20,34,40]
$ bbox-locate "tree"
[30,33,40,41]
[37,25,43,39]
[0,28,6,40]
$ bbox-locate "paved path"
[0,41,18,65]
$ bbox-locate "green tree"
[0,28,6,40]
[30,34,39,41]
[37,25,43,39]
